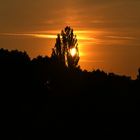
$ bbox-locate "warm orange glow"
[0,32,96,41]
[70,48,77,57]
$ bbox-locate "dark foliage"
[0,48,140,134]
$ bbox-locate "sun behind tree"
[70,48,77,57]
[51,26,80,68]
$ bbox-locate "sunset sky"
[0,0,140,78]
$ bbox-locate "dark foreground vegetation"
[0,48,140,134]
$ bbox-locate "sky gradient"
[0,0,140,79]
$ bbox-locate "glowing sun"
[70,48,77,57]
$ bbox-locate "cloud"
[0,0,140,33]
[0,31,96,41]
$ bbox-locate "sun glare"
[70,48,77,57]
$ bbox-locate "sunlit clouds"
[0,31,96,41]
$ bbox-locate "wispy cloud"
[80,59,104,63]
[0,33,56,39]
[106,36,136,40]
[0,32,96,41]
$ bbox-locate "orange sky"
[0,0,140,79]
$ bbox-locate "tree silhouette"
[51,26,80,68]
